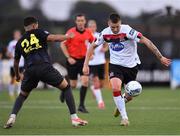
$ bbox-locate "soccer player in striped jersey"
[83,13,171,126]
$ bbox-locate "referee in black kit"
[4,16,88,129]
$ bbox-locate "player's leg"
[97,64,106,109]
[4,91,29,129]
[8,67,16,100]
[4,68,38,129]
[109,64,129,126]
[78,75,89,113]
[60,79,77,103]
[77,59,89,113]
[89,65,105,108]
[67,60,78,89]
[56,79,88,126]
[57,79,76,114]
[113,92,132,118]
[60,61,78,103]
[110,78,129,126]
[70,80,77,89]
[91,75,105,109]
[41,64,88,126]
[114,65,138,118]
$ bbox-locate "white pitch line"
[1,105,180,110]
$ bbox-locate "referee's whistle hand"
[67,57,76,64]
[83,65,89,75]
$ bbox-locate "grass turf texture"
[0,87,180,135]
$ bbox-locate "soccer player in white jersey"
[83,13,171,126]
[88,20,108,109]
[7,30,24,100]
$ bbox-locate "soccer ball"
[125,81,142,97]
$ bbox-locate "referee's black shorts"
[21,63,64,92]
[66,58,85,80]
[109,63,138,84]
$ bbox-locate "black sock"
[11,93,28,115]
[79,86,88,107]
[61,85,76,114]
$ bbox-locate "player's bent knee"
[70,84,76,89]
[70,80,77,88]
[94,82,100,89]
[82,81,89,87]
[58,79,68,89]
[81,77,89,87]
[61,84,70,92]
[112,88,121,92]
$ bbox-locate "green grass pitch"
[0,87,180,135]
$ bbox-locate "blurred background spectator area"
[0,0,180,87]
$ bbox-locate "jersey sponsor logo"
[110,42,124,51]
[129,29,135,36]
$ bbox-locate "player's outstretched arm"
[83,43,97,75]
[139,36,171,67]
[47,33,74,42]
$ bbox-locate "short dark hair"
[75,13,86,20]
[109,13,121,23]
[24,16,38,27]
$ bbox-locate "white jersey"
[89,32,106,66]
[95,24,142,68]
[7,40,24,67]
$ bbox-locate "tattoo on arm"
[146,39,163,60]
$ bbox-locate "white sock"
[10,114,16,118]
[113,95,128,120]
[8,84,15,96]
[71,114,78,119]
[91,86,103,104]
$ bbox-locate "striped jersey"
[94,24,142,68]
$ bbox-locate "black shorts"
[89,64,105,80]
[109,63,138,84]
[10,67,24,77]
[21,63,64,92]
[66,58,85,80]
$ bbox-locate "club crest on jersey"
[110,42,124,51]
